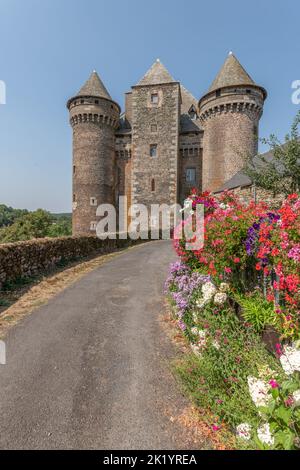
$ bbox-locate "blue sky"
[0,0,299,212]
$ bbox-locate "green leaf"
[275,406,292,425]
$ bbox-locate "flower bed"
[166,191,300,449]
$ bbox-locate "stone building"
[67,53,267,235]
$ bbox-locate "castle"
[67,53,267,235]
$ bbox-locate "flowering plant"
[174,191,300,340]
[254,375,300,450]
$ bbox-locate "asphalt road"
[0,241,207,450]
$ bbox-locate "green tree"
[244,111,300,196]
[46,218,72,237]
[0,204,28,227]
[0,209,52,243]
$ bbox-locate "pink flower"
[285,396,294,407]
[224,267,232,274]
[269,379,279,389]
[233,257,240,263]
[275,343,282,357]
[212,425,221,431]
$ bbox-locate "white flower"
[219,203,229,210]
[280,343,300,375]
[196,298,208,309]
[212,340,220,350]
[190,343,202,357]
[191,327,198,335]
[198,330,207,348]
[247,376,270,407]
[201,282,217,301]
[236,423,251,441]
[214,292,227,305]
[257,423,274,447]
[292,389,300,406]
[219,282,230,292]
[192,312,198,322]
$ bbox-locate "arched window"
[151,178,155,192]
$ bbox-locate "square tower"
[130,60,181,221]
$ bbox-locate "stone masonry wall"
[131,82,180,215]
[0,235,142,290]
[199,86,264,192]
[230,185,285,207]
[69,96,120,235]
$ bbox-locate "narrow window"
[246,89,251,94]
[151,178,155,192]
[189,148,193,156]
[95,99,99,104]
[150,144,157,157]
[73,193,76,202]
[186,168,196,184]
[73,165,76,175]
[80,99,84,104]
[90,197,97,206]
[216,89,221,97]
[151,93,159,104]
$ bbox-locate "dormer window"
[188,105,197,120]
[216,89,221,97]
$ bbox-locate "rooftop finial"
[229,51,233,55]
[156,58,160,62]
[93,69,97,73]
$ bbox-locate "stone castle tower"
[67,53,267,235]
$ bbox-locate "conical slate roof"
[76,71,111,100]
[136,59,176,86]
[208,53,256,92]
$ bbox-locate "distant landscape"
[0,204,72,243]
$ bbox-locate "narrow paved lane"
[0,241,207,449]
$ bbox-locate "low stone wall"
[0,235,143,290]
[229,185,285,207]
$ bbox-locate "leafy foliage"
[256,375,300,450]
[234,292,279,333]
[174,301,283,437]
[244,111,300,196]
[0,209,72,243]
[0,204,28,227]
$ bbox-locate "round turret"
[199,53,267,192]
[67,71,120,235]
